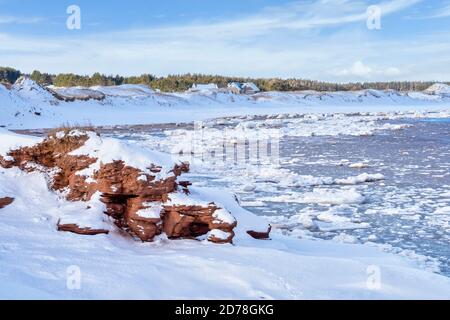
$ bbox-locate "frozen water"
[104,113,450,276]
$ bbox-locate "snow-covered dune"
[47,87,106,101]
[425,83,450,95]
[11,77,56,103]
[1,78,449,129]
[90,84,155,97]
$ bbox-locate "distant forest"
[1,66,448,93]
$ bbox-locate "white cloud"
[113,0,421,40]
[0,15,43,24]
[1,0,446,82]
[340,61,373,77]
[412,1,450,19]
[385,67,401,76]
[427,4,450,19]
[336,61,401,79]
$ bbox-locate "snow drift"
[424,83,450,95]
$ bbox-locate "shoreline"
[2,78,450,130]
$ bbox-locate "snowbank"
[48,86,105,101]
[1,169,450,299]
[12,76,55,103]
[425,83,450,95]
[0,128,42,155]
[90,84,154,97]
[68,131,176,180]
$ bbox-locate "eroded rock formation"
[247,227,271,240]
[57,222,109,236]
[0,130,248,243]
[0,197,14,209]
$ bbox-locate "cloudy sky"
[1,0,449,82]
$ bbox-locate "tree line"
[0,67,21,85]
[1,66,447,92]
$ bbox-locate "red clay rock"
[162,204,236,243]
[2,131,97,194]
[172,162,190,177]
[1,130,243,244]
[208,231,234,244]
[0,197,14,209]
[247,226,272,240]
[124,197,163,241]
[57,223,109,236]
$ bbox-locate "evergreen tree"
[0,67,21,84]
[2,66,448,93]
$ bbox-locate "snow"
[137,175,148,182]
[12,77,55,103]
[301,188,366,205]
[334,173,385,185]
[2,79,450,299]
[206,229,232,241]
[90,84,154,97]
[276,206,371,234]
[136,203,163,219]
[0,128,42,155]
[349,162,370,169]
[332,233,358,244]
[212,208,236,225]
[1,176,450,300]
[316,210,370,232]
[163,190,238,226]
[228,82,242,90]
[425,83,450,95]
[69,131,177,179]
[157,112,448,163]
[1,78,450,129]
[49,86,106,100]
[58,192,112,230]
[189,187,268,238]
[434,207,450,215]
[0,127,449,299]
[190,83,219,92]
[242,82,260,92]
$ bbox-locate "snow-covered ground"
[1,79,450,299]
[2,210,450,299]
[1,159,450,299]
[1,78,450,129]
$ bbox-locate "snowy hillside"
[1,78,449,129]
[424,83,450,95]
[12,77,55,103]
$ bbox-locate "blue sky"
[1,0,450,81]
